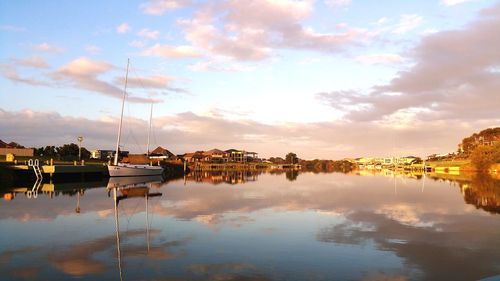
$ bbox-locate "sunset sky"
[1,0,499,159]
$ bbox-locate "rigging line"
[130,64,160,148]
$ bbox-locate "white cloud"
[177,0,369,61]
[129,40,145,48]
[140,0,191,15]
[85,45,100,54]
[0,63,50,86]
[356,53,403,64]
[325,0,351,8]
[137,28,160,39]
[442,0,475,6]
[32,42,64,53]
[141,44,201,58]
[0,25,26,32]
[13,56,49,68]
[392,14,423,34]
[116,23,131,34]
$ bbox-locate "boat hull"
[108,164,163,177]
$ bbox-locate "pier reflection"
[187,170,262,185]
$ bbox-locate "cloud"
[137,28,160,39]
[325,0,351,8]
[141,44,201,58]
[116,22,131,33]
[32,42,64,53]
[140,0,191,15]
[84,44,100,54]
[0,25,26,32]
[0,63,50,86]
[51,57,153,103]
[318,3,500,126]
[3,107,496,159]
[129,40,145,48]
[355,53,403,64]
[392,14,423,34]
[177,0,370,61]
[12,56,49,68]
[442,0,475,6]
[114,74,175,89]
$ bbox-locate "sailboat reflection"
[108,176,163,281]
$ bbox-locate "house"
[183,151,204,162]
[202,149,228,163]
[150,146,177,160]
[226,149,246,162]
[90,149,129,160]
[0,139,34,157]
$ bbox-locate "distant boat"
[108,59,164,177]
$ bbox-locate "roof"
[151,146,174,156]
[204,149,226,155]
[0,139,8,148]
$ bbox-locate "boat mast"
[114,59,130,166]
[146,102,153,157]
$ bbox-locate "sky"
[1,0,499,159]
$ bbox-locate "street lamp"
[77,136,83,161]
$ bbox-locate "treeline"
[34,143,92,161]
[460,127,500,171]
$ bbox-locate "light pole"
[77,136,83,161]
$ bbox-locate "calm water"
[0,170,499,281]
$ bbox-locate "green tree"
[285,152,298,164]
[58,143,80,160]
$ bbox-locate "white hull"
[108,164,163,177]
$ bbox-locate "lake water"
[1,170,499,281]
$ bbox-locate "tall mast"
[146,102,153,156]
[114,59,130,166]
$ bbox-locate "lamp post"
[77,136,83,161]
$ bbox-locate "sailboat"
[108,59,164,177]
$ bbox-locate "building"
[202,149,228,163]
[226,149,244,162]
[90,149,129,160]
[150,146,177,160]
[0,139,34,157]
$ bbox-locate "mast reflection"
[108,176,163,281]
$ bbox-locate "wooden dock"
[11,164,108,175]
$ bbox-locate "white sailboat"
[108,59,164,177]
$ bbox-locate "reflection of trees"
[285,170,298,181]
[459,174,500,214]
[301,160,355,174]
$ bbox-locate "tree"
[58,143,80,160]
[285,152,298,164]
[470,143,500,172]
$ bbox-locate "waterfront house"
[0,139,34,157]
[202,149,228,163]
[150,146,177,160]
[90,149,129,160]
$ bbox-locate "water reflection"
[0,170,499,280]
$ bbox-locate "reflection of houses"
[188,170,260,185]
